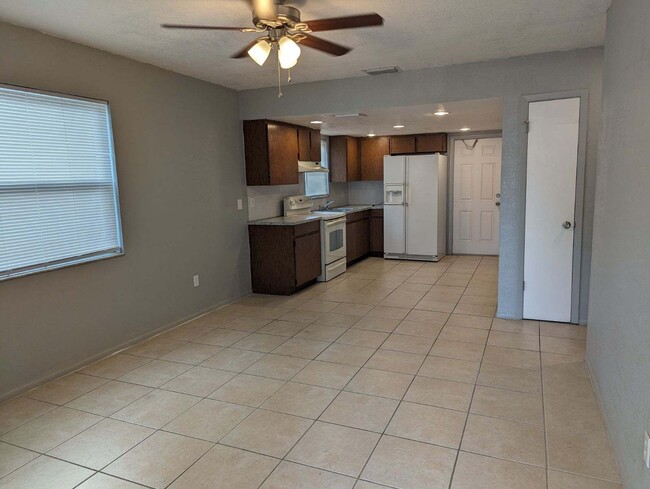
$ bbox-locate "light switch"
[237,199,243,211]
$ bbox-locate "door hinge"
[524,121,530,133]
[522,280,526,291]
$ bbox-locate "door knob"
[562,221,572,229]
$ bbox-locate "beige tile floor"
[0,255,623,489]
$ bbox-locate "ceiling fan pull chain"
[277,50,283,98]
[287,67,292,83]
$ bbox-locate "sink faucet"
[318,200,335,210]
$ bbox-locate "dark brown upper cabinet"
[389,135,416,155]
[360,136,390,181]
[416,133,448,153]
[244,120,299,186]
[309,129,321,161]
[330,136,360,182]
[298,127,321,162]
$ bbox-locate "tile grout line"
[8,257,604,489]
[441,255,488,489]
[352,259,437,488]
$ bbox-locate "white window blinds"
[305,138,330,198]
[0,85,123,280]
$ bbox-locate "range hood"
[298,160,328,173]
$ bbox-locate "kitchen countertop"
[329,204,383,214]
[248,204,383,226]
[248,214,322,226]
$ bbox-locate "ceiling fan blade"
[304,13,384,32]
[299,34,351,56]
[231,40,260,59]
[162,24,248,31]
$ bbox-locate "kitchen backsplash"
[247,181,349,221]
[348,181,384,206]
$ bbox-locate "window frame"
[0,83,125,281]
[304,137,330,199]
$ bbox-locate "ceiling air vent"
[363,66,401,76]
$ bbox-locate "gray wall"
[587,1,650,487]
[247,182,348,221]
[348,181,384,206]
[0,23,251,399]
[239,48,604,322]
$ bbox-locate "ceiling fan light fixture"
[278,36,301,69]
[278,36,301,59]
[279,53,299,69]
[248,39,272,66]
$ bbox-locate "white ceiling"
[276,98,503,137]
[0,0,610,90]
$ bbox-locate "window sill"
[0,249,125,282]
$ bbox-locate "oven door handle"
[325,218,347,227]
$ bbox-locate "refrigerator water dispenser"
[385,185,404,205]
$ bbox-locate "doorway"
[523,96,583,323]
[452,137,502,255]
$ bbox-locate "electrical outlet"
[193,275,200,288]
[643,431,650,469]
[248,197,255,208]
[237,199,243,211]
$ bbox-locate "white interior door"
[523,98,580,322]
[453,138,502,255]
[406,155,438,257]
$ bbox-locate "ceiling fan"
[162,0,383,95]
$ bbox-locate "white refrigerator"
[384,154,447,261]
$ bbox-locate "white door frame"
[521,90,589,324]
[447,130,503,255]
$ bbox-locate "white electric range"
[283,195,347,281]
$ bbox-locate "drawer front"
[346,210,370,223]
[294,220,321,238]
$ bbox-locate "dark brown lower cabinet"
[249,221,321,295]
[370,209,384,256]
[346,211,371,264]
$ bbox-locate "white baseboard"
[495,312,520,320]
[585,358,626,488]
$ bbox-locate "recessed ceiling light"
[460,127,471,132]
[393,125,405,129]
[434,110,449,116]
[310,120,323,124]
[367,133,376,137]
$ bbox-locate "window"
[0,85,123,280]
[304,138,330,198]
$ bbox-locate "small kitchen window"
[0,84,124,280]
[304,138,330,198]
